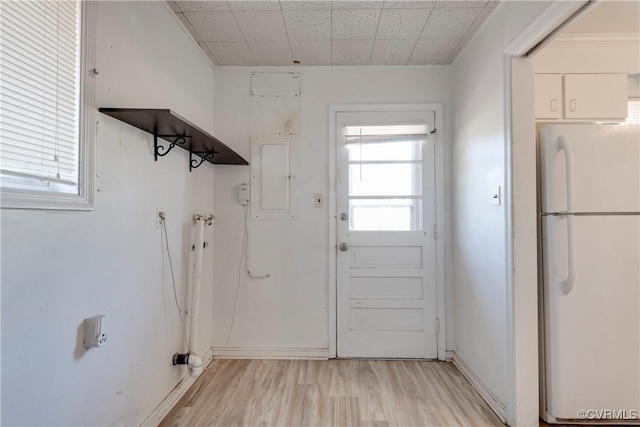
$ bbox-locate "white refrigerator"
[539,124,640,424]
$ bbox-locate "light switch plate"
[492,186,501,206]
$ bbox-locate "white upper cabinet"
[563,74,628,120]
[535,73,628,121]
[534,74,563,119]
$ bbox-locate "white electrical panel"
[250,134,297,220]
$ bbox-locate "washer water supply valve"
[83,315,107,349]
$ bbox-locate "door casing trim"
[328,103,446,360]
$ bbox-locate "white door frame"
[503,1,592,425]
[328,103,446,360]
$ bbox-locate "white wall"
[1,2,217,425]
[451,0,551,421]
[211,66,452,356]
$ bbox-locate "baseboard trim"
[139,347,214,427]
[451,351,507,423]
[445,350,454,361]
[212,346,329,359]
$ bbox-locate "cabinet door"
[564,74,628,120]
[535,74,563,119]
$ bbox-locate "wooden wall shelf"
[99,108,248,170]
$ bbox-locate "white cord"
[221,206,248,355]
[162,217,189,352]
[244,205,270,279]
[221,204,271,356]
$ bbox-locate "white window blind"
[0,0,81,189]
[344,124,429,144]
[627,99,640,124]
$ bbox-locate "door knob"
[339,242,349,251]
[340,212,348,221]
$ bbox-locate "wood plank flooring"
[160,359,505,427]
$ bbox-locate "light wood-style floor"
[160,359,505,427]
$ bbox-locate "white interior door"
[336,110,438,358]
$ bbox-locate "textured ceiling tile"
[280,1,332,10]
[228,1,282,11]
[177,13,205,40]
[332,1,384,9]
[175,1,231,12]
[205,41,258,65]
[382,1,435,8]
[376,8,431,39]
[419,7,481,38]
[185,11,245,42]
[248,41,294,65]
[234,11,288,41]
[174,0,497,66]
[332,40,374,65]
[332,9,381,39]
[446,4,493,61]
[370,39,415,64]
[408,37,459,64]
[434,0,488,8]
[283,9,331,40]
[290,40,332,65]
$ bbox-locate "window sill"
[1,187,94,211]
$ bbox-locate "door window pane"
[349,199,422,231]
[345,124,425,231]
[349,163,422,197]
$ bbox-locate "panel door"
[336,110,438,358]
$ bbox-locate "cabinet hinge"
[435,318,440,335]
[433,223,438,240]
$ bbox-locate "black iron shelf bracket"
[190,149,218,172]
[154,133,191,161]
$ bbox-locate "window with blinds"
[345,124,427,231]
[0,0,94,209]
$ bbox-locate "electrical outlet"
[238,183,249,206]
[97,333,107,346]
[156,208,165,228]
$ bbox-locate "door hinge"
[435,318,440,335]
[433,224,439,240]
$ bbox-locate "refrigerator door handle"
[562,215,576,295]
[558,135,576,294]
[558,135,574,213]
